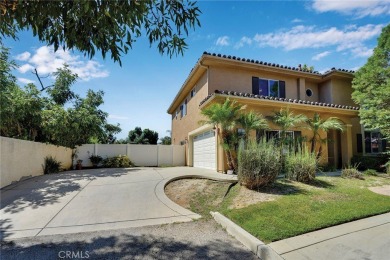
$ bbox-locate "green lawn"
[222,175,390,243]
[183,175,390,244]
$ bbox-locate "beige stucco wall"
[171,71,209,146]
[319,80,332,104]
[208,66,300,99]
[0,137,72,188]
[305,81,319,102]
[332,78,356,106]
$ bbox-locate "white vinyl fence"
[76,144,185,167]
[0,137,72,188]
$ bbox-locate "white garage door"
[193,130,216,170]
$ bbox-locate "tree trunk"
[311,138,316,153]
[220,130,236,172]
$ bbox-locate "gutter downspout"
[198,60,209,83]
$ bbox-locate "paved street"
[1,220,257,260]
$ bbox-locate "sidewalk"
[268,212,390,260]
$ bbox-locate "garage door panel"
[193,130,216,170]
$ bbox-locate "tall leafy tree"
[237,111,268,141]
[160,136,172,145]
[1,45,121,149]
[352,24,390,139]
[102,124,122,144]
[200,99,245,171]
[128,127,159,144]
[0,0,201,65]
[305,113,344,155]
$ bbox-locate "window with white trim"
[252,77,286,98]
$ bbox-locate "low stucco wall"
[76,144,185,167]
[0,137,72,188]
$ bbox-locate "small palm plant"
[272,107,307,147]
[305,113,344,156]
[237,111,269,141]
[200,98,245,172]
[272,107,307,171]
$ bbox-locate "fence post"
[172,145,174,166]
[157,145,159,167]
[126,144,130,159]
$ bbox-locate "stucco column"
[187,136,193,167]
[298,78,306,100]
[341,124,353,166]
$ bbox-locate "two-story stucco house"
[167,52,385,172]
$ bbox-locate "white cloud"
[234,36,253,49]
[351,46,374,57]
[291,18,303,23]
[312,51,331,60]
[18,64,34,73]
[312,0,390,17]
[216,36,230,46]
[108,114,129,120]
[16,46,109,81]
[15,51,31,61]
[18,78,35,84]
[250,24,383,57]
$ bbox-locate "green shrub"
[341,164,364,180]
[363,169,378,176]
[285,149,318,183]
[351,155,388,172]
[319,163,336,172]
[103,155,133,168]
[43,156,62,174]
[238,138,281,189]
[89,154,103,167]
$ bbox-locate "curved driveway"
[1,167,237,240]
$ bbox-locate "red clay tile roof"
[202,52,356,76]
[199,90,360,111]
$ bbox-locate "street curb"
[211,211,283,260]
[155,173,238,219]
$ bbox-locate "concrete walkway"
[1,167,236,240]
[268,213,390,260]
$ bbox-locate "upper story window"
[180,99,187,118]
[252,77,286,98]
[175,110,179,120]
[190,87,196,98]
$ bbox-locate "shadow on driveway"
[0,168,140,239]
[1,230,256,260]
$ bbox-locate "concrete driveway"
[1,167,236,240]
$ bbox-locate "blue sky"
[4,0,390,140]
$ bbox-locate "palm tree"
[305,113,344,154]
[200,98,245,171]
[272,107,307,145]
[272,107,307,172]
[237,111,269,141]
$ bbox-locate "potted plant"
[76,159,83,170]
[89,154,103,168]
